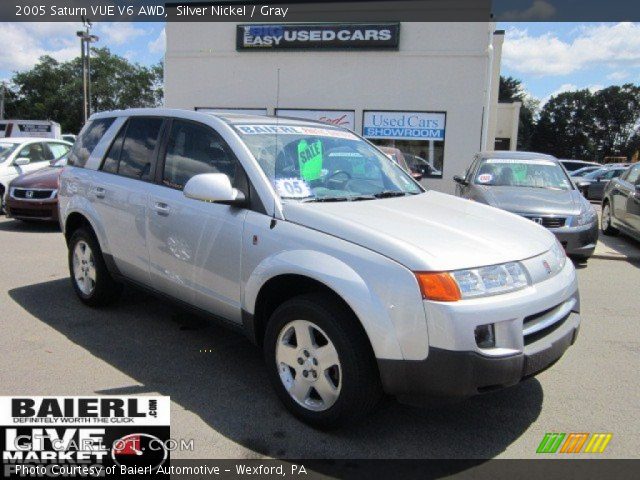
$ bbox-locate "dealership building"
[165,17,516,194]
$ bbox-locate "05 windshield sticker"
[477,173,493,183]
[235,124,357,140]
[297,139,323,181]
[274,178,312,198]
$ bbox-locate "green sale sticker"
[298,139,323,181]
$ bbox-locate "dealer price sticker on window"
[274,178,312,198]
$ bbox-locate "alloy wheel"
[275,319,342,411]
[72,240,96,296]
[602,204,611,230]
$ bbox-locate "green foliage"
[533,84,640,161]
[4,48,163,134]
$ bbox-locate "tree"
[531,84,640,161]
[589,85,640,161]
[532,89,595,159]
[4,48,163,134]
[499,76,538,150]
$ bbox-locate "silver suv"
[59,109,581,428]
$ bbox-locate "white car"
[59,109,580,428]
[0,137,72,212]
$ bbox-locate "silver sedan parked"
[454,151,599,260]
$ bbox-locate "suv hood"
[477,186,582,216]
[282,191,555,271]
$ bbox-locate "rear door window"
[67,118,115,167]
[101,117,163,181]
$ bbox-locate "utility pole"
[77,17,99,124]
[0,82,6,120]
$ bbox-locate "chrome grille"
[10,188,56,200]
[523,215,566,229]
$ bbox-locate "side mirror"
[453,175,467,185]
[183,173,246,206]
[14,157,30,166]
[411,172,424,181]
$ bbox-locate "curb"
[591,254,640,262]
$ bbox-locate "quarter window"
[67,118,115,168]
[162,120,241,190]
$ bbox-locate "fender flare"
[243,249,405,360]
[62,197,111,255]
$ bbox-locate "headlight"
[416,261,530,301]
[573,205,597,226]
[550,239,567,272]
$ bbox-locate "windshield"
[474,158,572,190]
[234,124,423,201]
[0,143,18,163]
[570,166,599,177]
[583,168,607,179]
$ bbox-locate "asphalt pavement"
[0,216,638,460]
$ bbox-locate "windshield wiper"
[301,195,376,203]
[372,190,409,198]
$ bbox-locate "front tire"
[68,227,122,306]
[264,293,382,429]
[601,201,619,236]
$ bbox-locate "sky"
[0,21,639,107]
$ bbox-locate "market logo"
[1,396,170,477]
[536,432,612,454]
[111,433,168,471]
[237,23,400,50]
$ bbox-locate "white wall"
[165,22,494,194]
[496,101,522,150]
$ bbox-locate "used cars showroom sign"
[363,111,446,141]
[237,24,400,50]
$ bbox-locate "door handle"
[94,187,106,199]
[153,202,171,216]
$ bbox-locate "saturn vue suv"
[58,109,581,428]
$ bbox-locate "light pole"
[77,18,99,124]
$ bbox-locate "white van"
[0,120,62,139]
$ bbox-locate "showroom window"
[362,111,446,178]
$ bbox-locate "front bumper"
[378,257,581,403]
[5,197,59,222]
[378,312,579,402]
[551,222,598,257]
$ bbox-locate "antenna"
[270,68,281,229]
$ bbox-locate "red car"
[5,158,66,222]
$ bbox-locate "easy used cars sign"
[236,24,400,50]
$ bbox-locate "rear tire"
[68,227,122,306]
[264,293,382,429]
[601,201,619,236]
